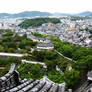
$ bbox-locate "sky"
[0,0,92,14]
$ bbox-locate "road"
[54,50,76,63]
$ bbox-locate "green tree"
[18,64,44,80]
[48,69,64,83]
[0,45,4,52]
[64,70,80,88]
[62,45,73,58]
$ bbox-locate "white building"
[37,43,54,50]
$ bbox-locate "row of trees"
[0,57,20,66]
[0,32,37,53]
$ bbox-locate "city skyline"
[0,0,92,14]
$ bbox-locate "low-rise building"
[37,43,54,50]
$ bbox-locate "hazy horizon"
[0,0,92,14]
[0,10,92,14]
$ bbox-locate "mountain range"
[0,11,92,18]
[76,11,92,16]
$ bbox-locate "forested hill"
[19,18,61,28]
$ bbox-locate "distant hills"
[0,11,92,18]
[53,11,92,16]
[76,11,92,16]
[53,12,71,17]
[12,11,52,18]
[0,11,52,18]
